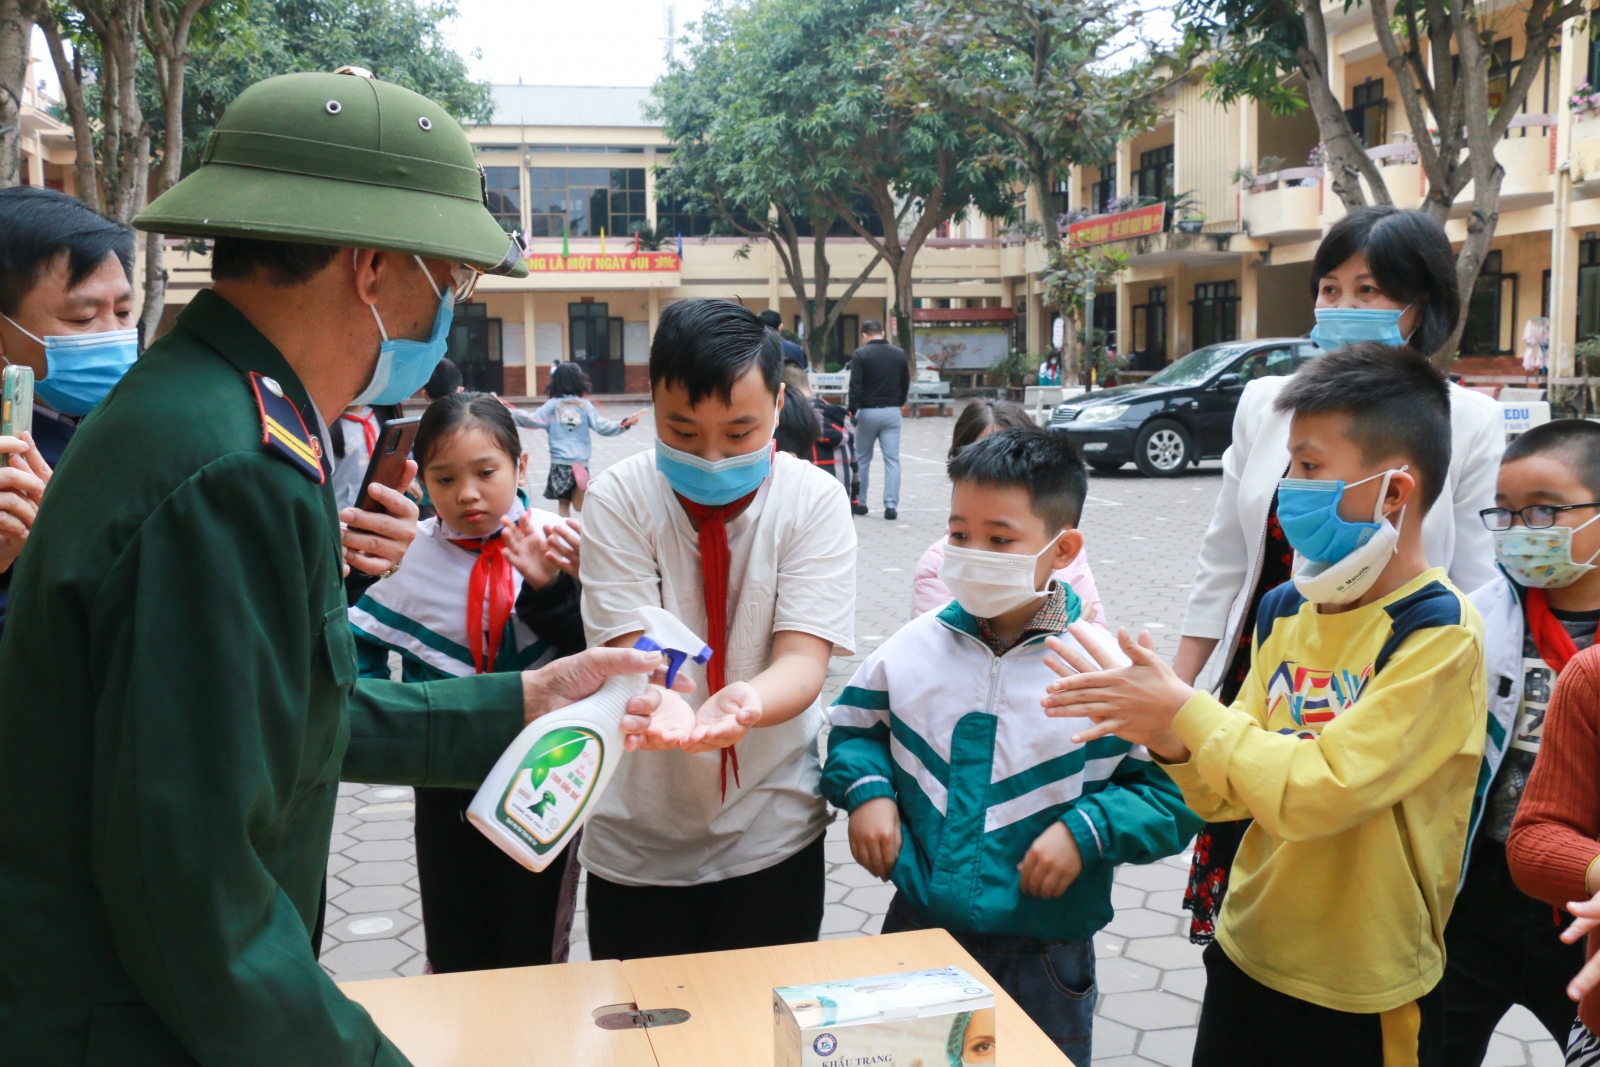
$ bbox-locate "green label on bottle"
[496,726,604,854]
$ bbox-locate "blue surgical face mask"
[656,437,773,505]
[1,313,139,417]
[1309,305,1414,351]
[352,253,454,406]
[1277,467,1406,563]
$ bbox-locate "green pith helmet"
[134,68,528,278]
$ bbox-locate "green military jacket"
[0,291,526,1066]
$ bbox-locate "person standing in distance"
[848,318,909,519]
[0,69,689,1067]
[758,308,808,368]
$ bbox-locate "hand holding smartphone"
[2,365,34,441]
[354,416,422,512]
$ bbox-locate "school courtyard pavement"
[324,403,1558,1065]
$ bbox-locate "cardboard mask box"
[773,966,995,1067]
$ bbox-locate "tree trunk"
[1297,0,1390,210]
[38,12,99,210]
[0,0,39,189]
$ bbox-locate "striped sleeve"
[823,655,897,812]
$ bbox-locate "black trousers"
[413,786,574,973]
[1442,837,1586,1064]
[1193,943,1445,1067]
[585,834,825,960]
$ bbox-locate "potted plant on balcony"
[1176,214,1206,233]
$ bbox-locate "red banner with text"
[523,252,682,273]
[1068,204,1166,247]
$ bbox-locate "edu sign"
[1501,400,1551,436]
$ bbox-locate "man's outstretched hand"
[1042,621,1194,763]
[521,647,696,726]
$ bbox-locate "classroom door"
[447,303,504,394]
[568,302,624,394]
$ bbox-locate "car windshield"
[1144,343,1253,387]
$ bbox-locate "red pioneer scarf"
[448,533,516,674]
[674,486,761,801]
[1526,587,1581,674]
[342,409,378,456]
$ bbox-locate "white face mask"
[1290,502,1406,605]
[939,531,1063,618]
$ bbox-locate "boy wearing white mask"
[578,298,856,961]
[1440,419,1600,1060]
[1042,343,1485,1067]
[824,427,1200,1067]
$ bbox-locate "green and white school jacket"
[348,498,562,682]
[823,601,1202,943]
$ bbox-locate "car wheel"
[1088,460,1123,473]
[1134,420,1192,477]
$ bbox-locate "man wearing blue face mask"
[0,71,703,1067]
[0,187,137,627]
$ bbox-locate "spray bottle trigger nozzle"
[661,648,688,689]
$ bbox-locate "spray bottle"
[467,605,712,872]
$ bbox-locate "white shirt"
[577,448,857,885]
[1180,375,1503,692]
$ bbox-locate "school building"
[16,4,1599,393]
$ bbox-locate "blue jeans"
[882,895,1096,1065]
[853,406,902,509]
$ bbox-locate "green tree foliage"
[651,0,894,366]
[177,0,493,177]
[1176,0,1583,366]
[887,0,1172,249]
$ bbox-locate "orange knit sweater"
[1507,644,1600,1035]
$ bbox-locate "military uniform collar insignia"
[248,371,325,484]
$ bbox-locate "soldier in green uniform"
[0,69,684,1065]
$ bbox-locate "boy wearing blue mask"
[1440,419,1600,1061]
[577,298,857,960]
[824,427,1199,1066]
[1044,342,1486,1067]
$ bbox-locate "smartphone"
[2,365,33,439]
[354,416,421,513]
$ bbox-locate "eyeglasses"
[1479,502,1600,530]
[448,264,481,302]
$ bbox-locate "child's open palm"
[619,680,761,752]
[1042,622,1195,763]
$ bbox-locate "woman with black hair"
[1170,205,1504,946]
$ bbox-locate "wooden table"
[342,929,1072,1066]
[342,958,656,1067]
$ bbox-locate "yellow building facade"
[21,11,1594,395]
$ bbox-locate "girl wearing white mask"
[1174,205,1503,945]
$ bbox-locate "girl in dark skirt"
[517,362,641,516]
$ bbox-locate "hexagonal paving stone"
[340,861,416,887]
[1094,1058,1162,1067]
[1159,966,1206,1002]
[824,839,855,865]
[325,853,354,877]
[1145,888,1188,918]
[820,905,868,935]
[1093,1015,1138,1058]
[1094,932,1126,958]
[327,833,358,853]
[1110,883,1146,909]
[1097,990,1200,1030]
[319,937,414,976]
[349,803,415,822]
[1114,863,1191,892]
[1123,935,1205,971]
[1529,1039,1565,1067]
[397,953,427,977]
[349,818,416,842]
[842,883,896,914]
[345,838,416,863]
[824,880,849,905]
[1497,1005,1557,1042]
[1095,957,1160,995]
[331,884,416,915]
[1138,1025,1198,1067]
[1104,907,1181,939]
[1482,1032,1532,1067]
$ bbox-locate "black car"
[1050,339,1321,477]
